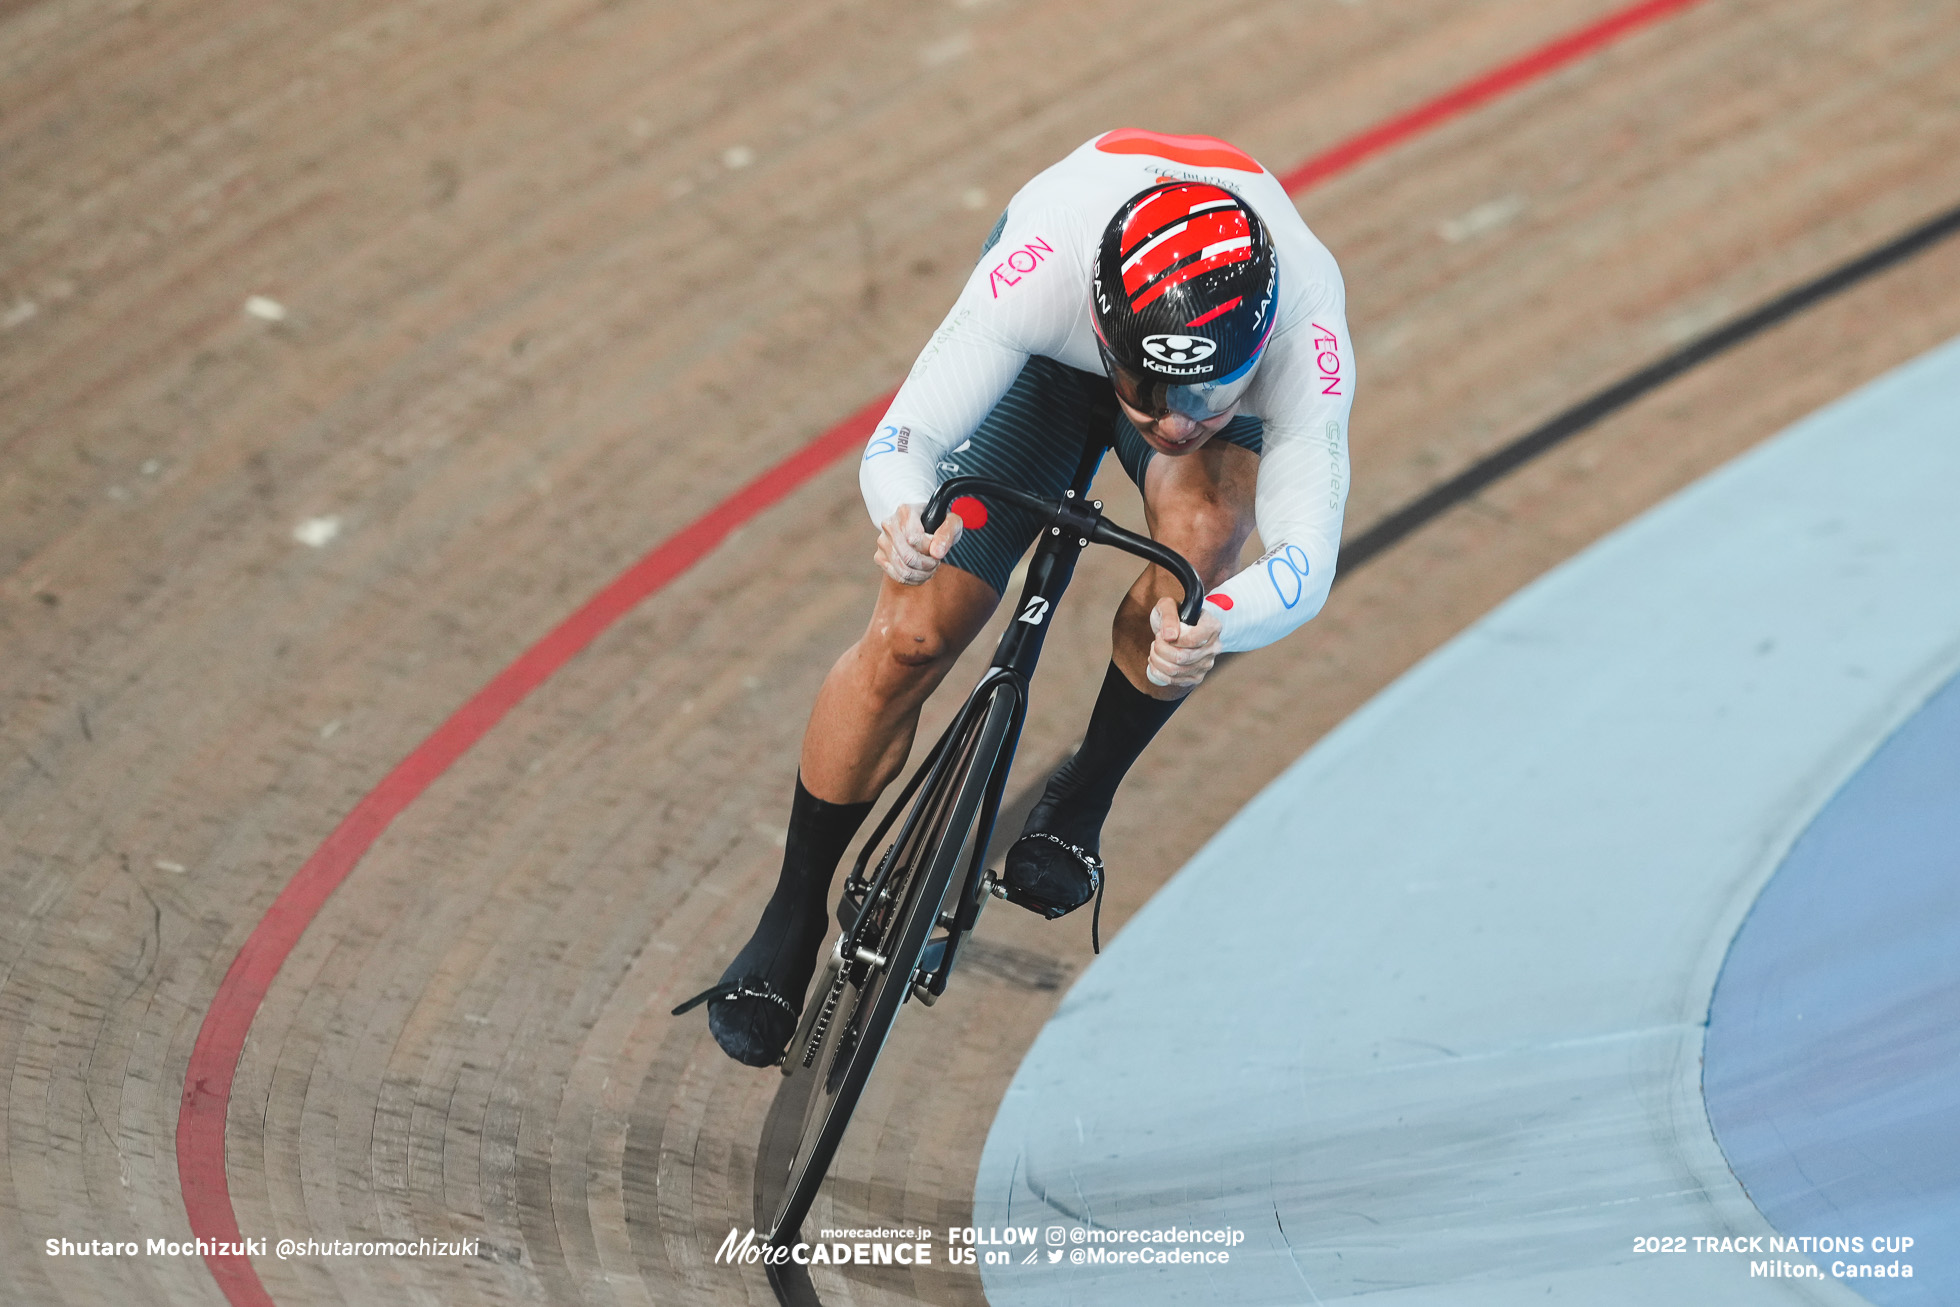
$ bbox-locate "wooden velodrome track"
[4,0,1959,1302]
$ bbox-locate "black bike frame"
[891,436,1205,994]
[761,435,1210,1267]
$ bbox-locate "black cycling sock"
[705,776,873,1066]
[1025,660,1183,849]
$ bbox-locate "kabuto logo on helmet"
[1142,334,1217,365]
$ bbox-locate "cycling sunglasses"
[1099,339,1265,421]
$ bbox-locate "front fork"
[911,490,1109,1000]
[908,683,1025,1003]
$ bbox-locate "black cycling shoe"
[1002,830,1108,952]
[671,976,799,1068]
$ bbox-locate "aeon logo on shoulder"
[1141,334,1216,366]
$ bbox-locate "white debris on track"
[920,30,971,67]
[1438,195,1527,244]
[244,295,288,322]
[293,515,341,547]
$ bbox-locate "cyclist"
[684,129,1353,1066]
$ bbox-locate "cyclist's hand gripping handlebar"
[875,502,961,586]
[923,476,1207,626]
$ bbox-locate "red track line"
[1276,0,1708,192]
[173,394,885,1307]
[175,1,1709,1300]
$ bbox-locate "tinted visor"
[1101,340,1264,420]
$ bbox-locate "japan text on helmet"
[1091,181,1278,420]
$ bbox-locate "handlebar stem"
[921,476,1206,627]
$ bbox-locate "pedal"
[909,936,949,1006]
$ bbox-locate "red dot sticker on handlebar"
[1207,592,1234,610]
[949,496,988,530]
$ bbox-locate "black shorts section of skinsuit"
[938,356,1264,595]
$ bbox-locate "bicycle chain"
[801,962,849,1068]
[801,847,905,1069]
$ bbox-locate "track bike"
[750,434,1206,1254]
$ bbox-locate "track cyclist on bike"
[684,129,1354,1067]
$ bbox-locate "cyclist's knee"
[869,612,958,676]
[1154,497,1251,584]
[857,567,994,686]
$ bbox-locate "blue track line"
[1706,669,1960,1303]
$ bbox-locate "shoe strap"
[1023,832,1105,953]
[1091,868,1106,956]
[669,978,797,1018]
[1023,831,1103,878]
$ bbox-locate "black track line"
[1339,197,1960,571]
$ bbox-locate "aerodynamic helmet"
[1091,181,1278,420]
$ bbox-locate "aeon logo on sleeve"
[988,237,1054,298]
[1310,322,1343,396]
[1141,334,1217,366]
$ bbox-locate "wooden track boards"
[2,0,1959,1302]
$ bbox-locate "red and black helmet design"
[1092,182,1278,404]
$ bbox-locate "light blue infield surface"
[1705,666,1960,1304]
[974,333,1960,1305]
